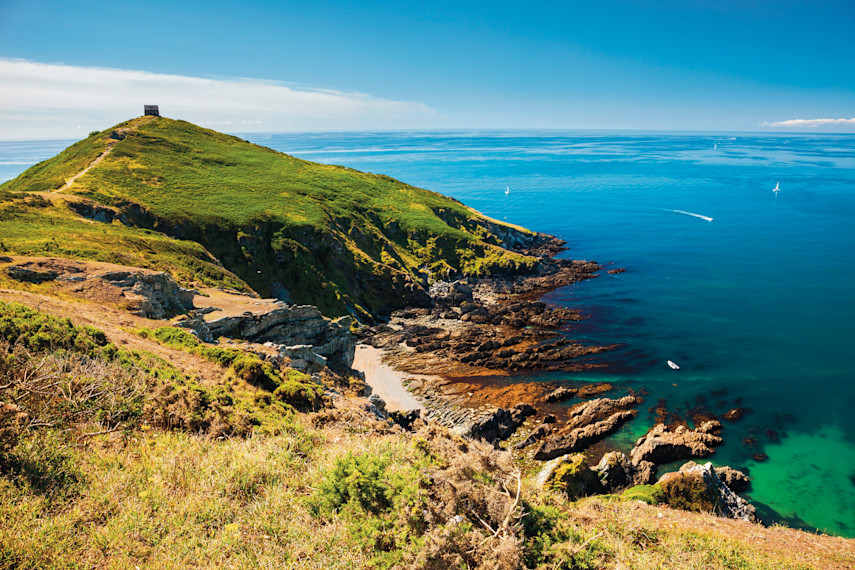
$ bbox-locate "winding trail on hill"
[54,126,135,193]
[55,143,117,193]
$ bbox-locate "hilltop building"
[144,105,160,117]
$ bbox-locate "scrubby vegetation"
[0,302,323,441]
[135,326,324,412]
[1,117,539,317]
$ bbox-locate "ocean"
[3,130,854,537]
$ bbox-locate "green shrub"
[229,355,279,391]
[273,376,323,412]
[0,301,107,356]
[313,452,394,515]
[147,326,200,349]
[196,345,242,367]
[623,484,665,505]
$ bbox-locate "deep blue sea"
[2,130,854,537]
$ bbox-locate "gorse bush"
[0,342,146,430]
[313,451,395,515]
[0,301,107,356]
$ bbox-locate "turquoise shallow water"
[3,130,854,536]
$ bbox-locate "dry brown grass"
[0,287,227,383]
[565,494,855,569]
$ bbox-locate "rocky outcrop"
[389,409,422,431]
[535,453,602,498]
[5,264,62,283]
[364,394,389,419]
[544,386,576,403]
[594,451,633,491]
[593,452,658,491]
[714,465,751,493]
[182,308,356,370]
[467,403,535,444]
[629,421,723,466]
[100,270,195,318]
[513,420,553,450]
[415,398,534,445]
[363,255,612,376]
[4,259,195,318]
[533,396,641,460]
[276,345,328,373]
[658,461,757,522]
[66,200,128,225]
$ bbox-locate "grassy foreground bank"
[1,299,852,569]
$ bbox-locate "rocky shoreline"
[357,235,760,523]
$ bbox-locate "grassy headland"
[1,117,539,318]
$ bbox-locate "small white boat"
[505,185,510,195]
[667,360,680,370]
[714,143,717,150]
[773,181,780,192]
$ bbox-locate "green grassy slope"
[1,117,540,317]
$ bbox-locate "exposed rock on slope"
[180,306,356,369]
[659,461,757,522]
[5,258,194,318]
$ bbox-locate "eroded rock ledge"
[5,258,194,319]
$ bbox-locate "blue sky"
[1,0,853,138]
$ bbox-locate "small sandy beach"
[352,344,425,411]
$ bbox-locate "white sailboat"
[505,185,510,195]
[773,181,780,192]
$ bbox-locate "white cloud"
[0,58,435,140]
[762,117,855,129]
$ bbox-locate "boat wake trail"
[666,209,713,222]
